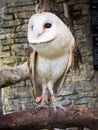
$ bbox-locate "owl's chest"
[36,54,68,81]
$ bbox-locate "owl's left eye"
[44,23,52,29]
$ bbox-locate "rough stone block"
[2,56,17,64]
[1,38,14,45]
[1,15,13,20]
[0,20,23,28]
[15,12,33,19]
[75,97,96,106]
[15,38,27,43]
[73,4,89,10]
[6,6,35,13]
[7,0,34,7]
[14,32,27,38]
[0,28,15,34]
[82,9,89,15]
[3,99,21,114]
[1,51,10,58]
[16,24,28,32]
[0,34,6,40]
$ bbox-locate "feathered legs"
[34,81,65,111]
[47,81,65,112]
[47,82,57,102]
[35,83,48,108]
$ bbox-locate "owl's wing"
[27,45,47,99]
[27,45,37,99]
[55,39,82,96]
[69,39,82,69]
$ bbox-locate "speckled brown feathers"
[70,40,82,69]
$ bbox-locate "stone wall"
[0,0,35,113]
[0,1,98,129]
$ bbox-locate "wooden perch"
[0,62,29,88]
[0,107,98,130]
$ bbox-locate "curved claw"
[33,101,48,113]
[50,95,66,113]
[50,102,66,113]
[37,101,48,109]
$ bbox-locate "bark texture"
[0,107,98,130]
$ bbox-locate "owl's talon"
[38,101,48,108]
[35,101,48,111]
[33,101,48,113]
[33,95,48,111]
[50,95,66,112]
[32,103,38,113]
[50,102,66,113]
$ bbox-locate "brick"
[1,51,10,58]
[0,20,23,28]
[6,6,35,13]
[1,15,13,20]
[14,12,33,19]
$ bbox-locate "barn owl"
[27,12,81,110]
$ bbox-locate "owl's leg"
[35,83,48,109]
[47,82,65,112]
[47,82,56,102]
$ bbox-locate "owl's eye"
[44,23,52,29]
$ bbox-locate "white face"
[27,12,61,44]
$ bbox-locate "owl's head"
[27,12,64,44]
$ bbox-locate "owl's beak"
[33,29,44,39]
[38,31,45,37]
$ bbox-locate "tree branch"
[0,107,98,130]
[0,62,29,88]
